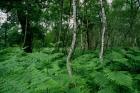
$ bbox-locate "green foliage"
[73,48,140,93]
[0,48,89,93]
[105,71,132,88]
[0,47,140,93]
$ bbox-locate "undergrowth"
[0,47,140,93]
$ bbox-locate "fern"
[0,48,89,93]
[97,86,116,93]
[72,48,140,93]
[105,70,133,89]
[0,47,140,93]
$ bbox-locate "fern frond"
[98,86,116,93]
[105,71,133,89]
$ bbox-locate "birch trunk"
[66,0,77,78]
[99,0,107,61]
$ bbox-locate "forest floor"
[0,47,140,93]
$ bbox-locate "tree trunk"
[17,11,33,53]
[66,0,77,78]
[99,0,107,61]
[57,0,63,49]
[86,20,90,49]
[80,29,84,50]
[4,24,7,47]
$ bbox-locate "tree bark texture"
[66,0,77,78]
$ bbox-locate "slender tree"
[66,0,77,78]
[58,0,63,46]
[17,8,33,53]
[4,13,8,47]
[99,0,107,61]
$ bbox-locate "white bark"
[66,0,77,78]
[99,0,107,62]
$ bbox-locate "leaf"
[106,71,133,89]
[98,86,116,93]
[92,72,110,87]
